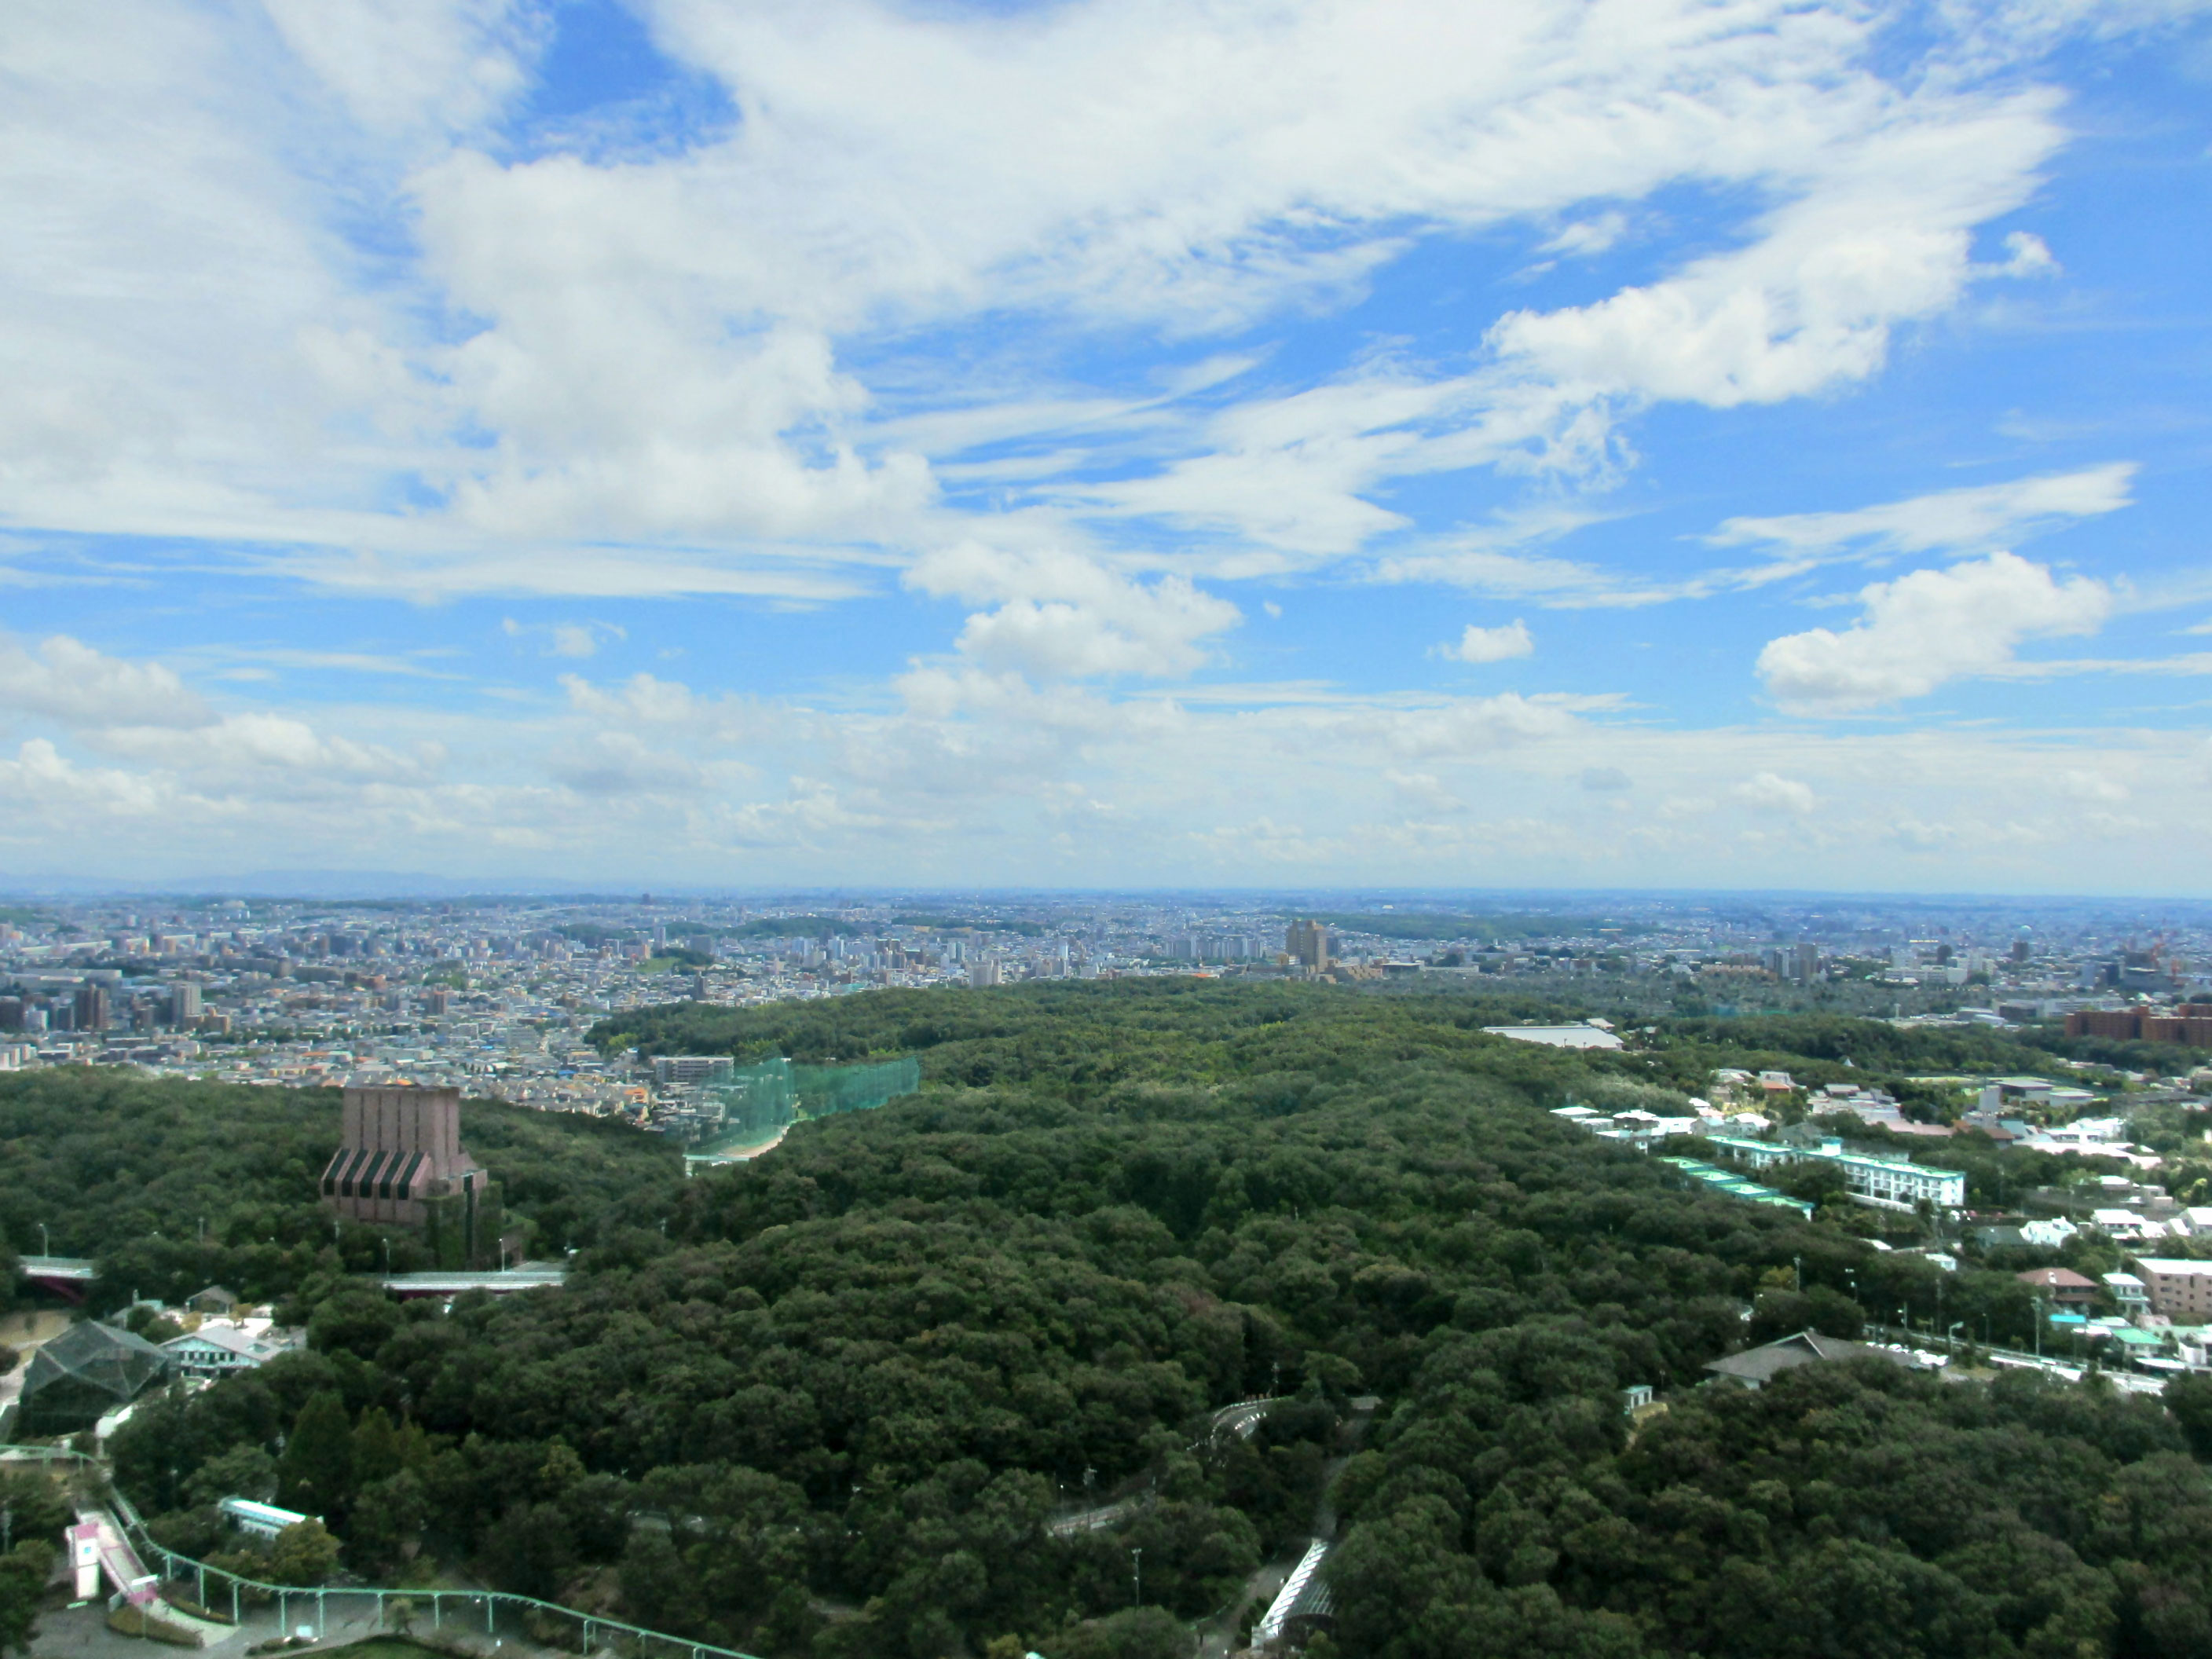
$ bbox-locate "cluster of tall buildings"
[0,979,200,1034]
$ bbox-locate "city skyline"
[3,0,2210,890]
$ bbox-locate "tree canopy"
[43,982,2212,1659]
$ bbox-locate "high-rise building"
[71,984,110,1032]
[1285,919,1331,972]
[169,983,202,1026]
[320,1086,504,1268]
[969,958,1003,988]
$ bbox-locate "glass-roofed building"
[16,1320,174,1435]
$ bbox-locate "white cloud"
[258,0,542,141]
[906,544,1240,679]
[561,670,699,724]
[1540,212,1632,258]
[0,0,2106,591]
[1757,551,2111,712]
[2055,768,2128,803]
[1365,694,1585,760]
[1988,229,2059,277]
[1441,620,1535,664]
[507,618,628,659]
[0,738,170,818]
[0,634,210,729]
[1732,771,1818,814]
[1708,463,2134,572]
[548,731,705,796]
[1580,765,1632,790]
[1385,769,1465,814]
[93,712,439,783]
[1487,91,2061,420]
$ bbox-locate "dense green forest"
[0,1070,679,1309]
[1,983,2188,1659]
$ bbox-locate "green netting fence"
[690,1056,920,1158]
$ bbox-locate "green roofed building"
[16,1320,174,1435]
[1661,1157,1815,1218]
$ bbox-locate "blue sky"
[2,0,2209,889]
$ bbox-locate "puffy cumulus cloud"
[1988,229,2059,277]
[0,634,211,729]
[432,298,936,542]
[906,544,1240,679]
[1486,90,2063,424]
[561,671,700,724]
[558,670,781,747]
[1756,551,2111,712]
[1580,765,1632,791]
[1732,771,1818,814]
[1364,694,1586,760]
[1441,620,1534,665]
[0,738,170,820]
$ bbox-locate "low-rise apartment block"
[1705,1134,1966,1211]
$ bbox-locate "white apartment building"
[1706,1135,1966,1211]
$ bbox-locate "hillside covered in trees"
[0,1069,680,1310]
[26,982,2212,1658]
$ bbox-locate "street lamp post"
[36,1223,49,1256]
[1131,1547,1143,1609]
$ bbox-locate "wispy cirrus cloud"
[1707,462,2136,579]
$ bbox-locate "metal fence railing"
[0,1442,100,1468]
[101,1492,764,1659]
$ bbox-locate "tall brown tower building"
[320,1086,504,1267]
[1284,918,1331,972]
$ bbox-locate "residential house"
[2104,1272,2152,1320]
[159,1320,302,1379]
[2016,1267,2099,1308]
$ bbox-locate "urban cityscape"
[5,888,2212,1142]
